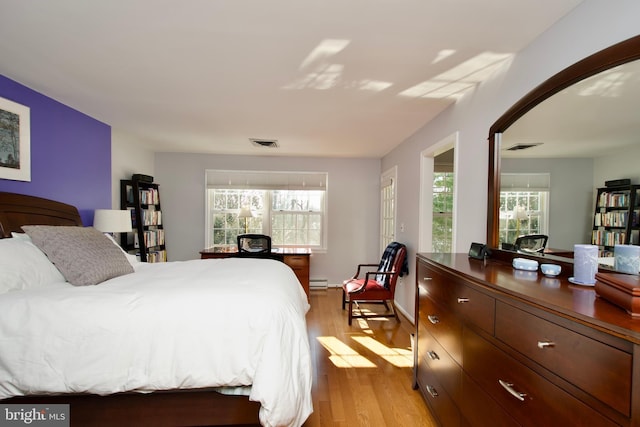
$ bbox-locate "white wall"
[382,0,640,319]
[153,153,381,285]
[594,144,640,187]
[110,130,155,208]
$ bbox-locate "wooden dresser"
[415,253,640,427]
[200,248,311,300]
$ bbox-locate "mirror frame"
[487,34,640,256]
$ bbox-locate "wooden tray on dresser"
[596,272,640,317]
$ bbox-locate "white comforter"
[0,258,313,427]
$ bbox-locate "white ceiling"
[503,58,640,158]
[0,0,583,158]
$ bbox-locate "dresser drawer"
[463,327,618,427]
[418,287,463,365]
[417,362,461,427]
[460,372,519,427]
[418,261,454,304]
[418,328,461,401]
[495,301,632,416]
[451,284,495,335]
[283,255,309,269]
[418,262,494,335]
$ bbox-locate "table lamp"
[93,209,133,237]
[238,206,254,234]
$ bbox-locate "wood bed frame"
[0,192,261,426]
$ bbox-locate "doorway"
[419,133,458,252]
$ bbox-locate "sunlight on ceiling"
[283,38,392,92]
[299,39,350,70]
[433,49,457,64]
[399,51,513,100]
[577,68,629,98]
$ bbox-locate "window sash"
[498,190,549,246]
[381,178,395,249]
[207,188,326,250]
[432,172,454,253]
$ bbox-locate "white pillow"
[0,237,66,294]
[104,233,140,267]
[10,232,31,241]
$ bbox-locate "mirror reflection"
[497,58,640,263]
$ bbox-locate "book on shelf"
[141,208,162,226]
[594,211,628,227]
[147,250,167,263]
[592,229,627,247]
[598,190,630,208]
[139,188,160,205]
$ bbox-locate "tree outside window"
[207,188,325,250]
[499,191,548,246]
[433,172,454,253]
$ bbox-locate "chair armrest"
[364,270,394,282]
[352,263,381,279]
[361,270,396,287]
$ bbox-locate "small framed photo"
[0,96,31,182]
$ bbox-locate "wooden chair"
[342,242,408,326]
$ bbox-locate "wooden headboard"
[0,192,83,238]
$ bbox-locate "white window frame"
[499,173,550,247]
[205,170,328,251]
[432,171,454,253]
[380,166,397,251]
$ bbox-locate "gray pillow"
[22,225,134,286]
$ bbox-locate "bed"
[0,192,313,427]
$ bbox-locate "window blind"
[206,170,328,191]
[500,173,550,191]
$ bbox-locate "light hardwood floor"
[302,288,437,427]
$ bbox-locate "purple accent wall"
[0,75,111,225]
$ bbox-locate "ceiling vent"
[250,138,279,148]
[505,142,542,151]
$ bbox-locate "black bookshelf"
[591,184,640,256]
[120,179,167,262]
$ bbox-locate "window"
[206,171,327,250]
[499,173,550,246]
[271,190,324,246]
[380,168,396,251]
[432,172,454,252]
[208,189,265,248]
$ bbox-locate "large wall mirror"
[487,34,640,267]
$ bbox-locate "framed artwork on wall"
[0,96,30,182]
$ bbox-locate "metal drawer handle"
[457,297,470,304]
[427,315,440,325]
[427,351,440,361]
[423,277,433,281]
[498,379,526,402]
[537,341,555,349]
[426,385,439,398]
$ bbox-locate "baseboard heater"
[309,278,328,290]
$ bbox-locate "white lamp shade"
[93,209,133,233]
[238,206,254,218]
[512,206,528,220]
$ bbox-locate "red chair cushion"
[343,278,392,300]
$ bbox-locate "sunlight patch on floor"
[317,336,377,368]
[351,336,413,367]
